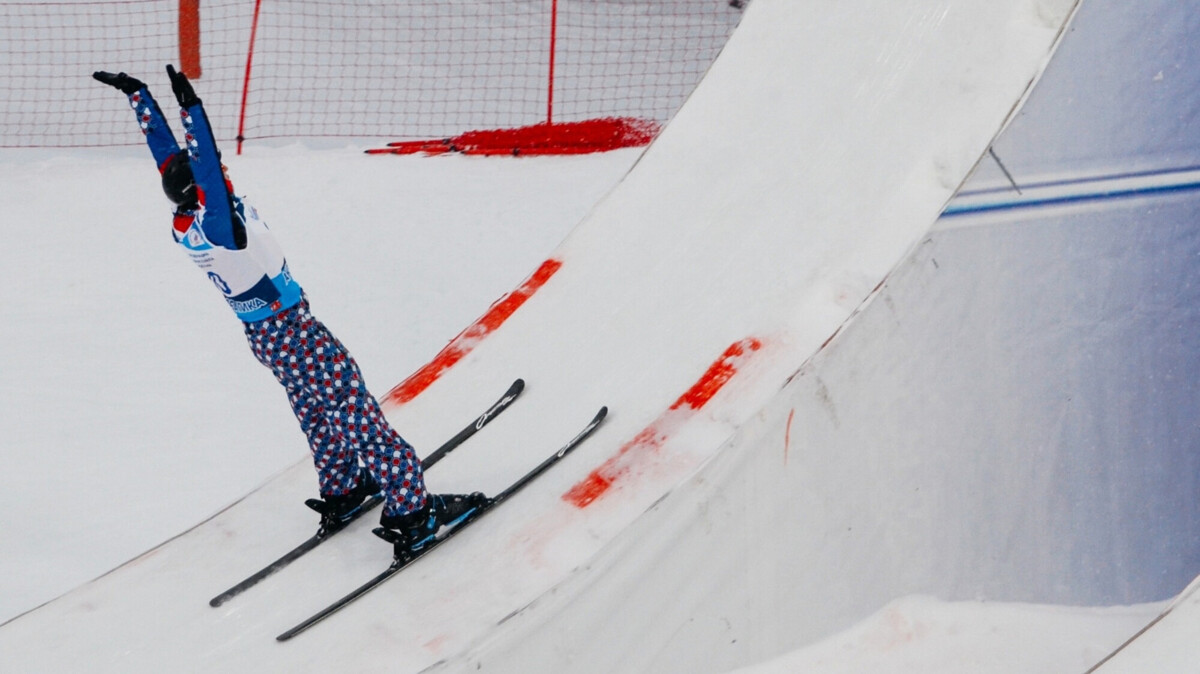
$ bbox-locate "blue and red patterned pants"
[244,299,426,518]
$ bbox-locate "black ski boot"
[373,493,491,560]
[306,472,382,536]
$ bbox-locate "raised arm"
[92,71,180,170]
[164,65,244,250]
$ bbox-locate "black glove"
[166,64,200,108]
[92,71,145,95]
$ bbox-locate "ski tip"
[209,596,225,608]
[513,378,526,391]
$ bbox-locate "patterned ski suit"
[124,86,426,518]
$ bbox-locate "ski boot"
[373,493,491,561]
[305,472,382,537]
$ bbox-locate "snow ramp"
[0,0,1079,671]
[1088,576,1200,673]
[433,2,1200,665]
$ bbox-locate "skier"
[93,65,487,554]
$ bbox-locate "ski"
[208,378,525,608]
[276,405,609,641]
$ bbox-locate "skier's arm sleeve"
[126,88,181,172]
[178,100,243,250]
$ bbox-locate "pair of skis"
[278,404,607,641]
[207,378,608,642]
[208,378,526,608]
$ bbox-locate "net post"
[178,0,202,78]
[236,0,264,155]
[546,0,558,124]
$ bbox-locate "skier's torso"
[173,196,303,322]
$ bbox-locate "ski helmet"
[161,150,198,209]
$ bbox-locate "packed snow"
[0,144,640,624]
[3,0,1198,670]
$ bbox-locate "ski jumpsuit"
[123,86,426,519]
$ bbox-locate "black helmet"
[161,150,198,209]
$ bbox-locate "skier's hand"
[166,64,200,108]
[92,71,145,95]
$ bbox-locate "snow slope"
[10,0,1200,671]
[1090,576,1200,673]
[0,145,638,625]
[731,596,1161,674]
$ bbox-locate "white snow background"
[0,139,1166,674]
[3,0,1198,668]
[0,144,638,624]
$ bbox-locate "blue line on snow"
[942,167,1200,217]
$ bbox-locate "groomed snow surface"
[0,144,638,625]
[4,0,1200,671]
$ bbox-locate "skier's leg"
[285,320,489,546]
[243,302,363,499]
[292,312,429,518]
[353,393,427,519]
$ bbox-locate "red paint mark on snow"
[563,337,763,508]
[382,258,563,408]
[422,634,450,655]
[670,338,762,411]
[561,425,668,509]
[784,408,795,466]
